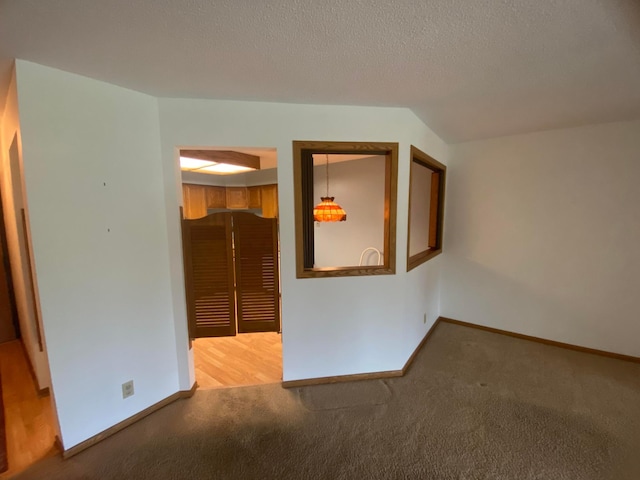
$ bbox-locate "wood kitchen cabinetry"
[225,187,249,209]
[260,184,278,219]
[182,183,278,219]
[247,186,262,209]
[205,186,226,208]
[182,184,208,219]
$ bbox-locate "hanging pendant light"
[313,154,347,222]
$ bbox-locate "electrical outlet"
[122,380,134,399]
[423,313,427,324]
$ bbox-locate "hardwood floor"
[0,333,281,475]
[0,340,57,477]
[193,332,282,389]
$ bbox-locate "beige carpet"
[14,322,640,479]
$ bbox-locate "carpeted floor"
[13,322,640,479]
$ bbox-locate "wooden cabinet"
[182,183,278,218]
[261,184,278,218]
[182,184,207,219]
[225,187,249,209]
[205,186,226,208]
[248,186,262,209]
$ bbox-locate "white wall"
[158,98,449,382]
[314,156,385,267]
[15,61,181,449]
[0,66,51,391]
[441,119,640,357]
[10,60,449,449]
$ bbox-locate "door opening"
[178,147,282,389]
[0,183,20,344]
[0,134,57,475]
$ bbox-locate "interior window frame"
[406,145,446,272]
[292,141,399,279]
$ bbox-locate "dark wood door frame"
[0,184,21,339]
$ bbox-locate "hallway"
[0,340,56,477]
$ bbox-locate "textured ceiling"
[1,0,639,142]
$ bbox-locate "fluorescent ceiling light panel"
[197,163,256,175]
[180,156,215,170]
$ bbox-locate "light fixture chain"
[325,154,330,197]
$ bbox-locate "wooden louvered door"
[232,212,280,333]
[182,213,236,337]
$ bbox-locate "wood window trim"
[292,140,398,279]
[406,146,446,272]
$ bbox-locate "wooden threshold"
[62,382,198,459]
[439,317,640,364]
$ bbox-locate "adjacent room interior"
[179,147,283,389]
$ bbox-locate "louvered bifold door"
[182,213,236,338]
[232,212,280,333]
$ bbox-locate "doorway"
[0,134,57,475]
[0,184,20,344]
[178,147,282,389]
